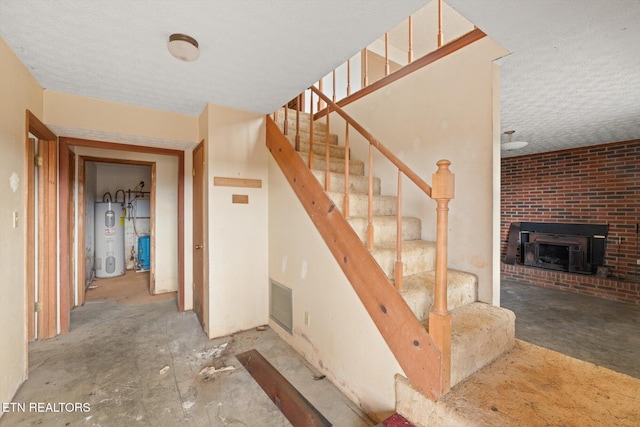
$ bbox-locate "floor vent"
[270,279,293,334]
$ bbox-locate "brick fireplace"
[501,139,640,304]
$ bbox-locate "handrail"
[309,86,432,198]
[314,27,486,121]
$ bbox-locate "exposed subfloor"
[501,279,640,379]
[1,280,374,426]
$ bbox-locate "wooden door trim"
[192,141,207,332]
[26,111,58,344]
[59,136,186,323]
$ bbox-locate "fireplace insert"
[519,222,608,274]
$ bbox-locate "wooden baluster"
[428,159,454,396]
[362,48,369,87]
[343,124,350,218]
[395,170,403,290]
[408,16,414,63]
[385,32,390,76]
[274,110,278,123]
[295,94,301,151]
[347,59,352,96]
[437,0,444,48]
[309,90,314,169]
[366,144,374,250]
[325,108,330,190]
[284,104,289,136]
[318,79,325,111]
[332,70,337,103]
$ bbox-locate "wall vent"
[269,279,293,334]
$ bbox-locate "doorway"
[58,137,186,332]
[192,141,207,332]
[79,159,154,304]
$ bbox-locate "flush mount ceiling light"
[168,33,199,62]
[501,130,529,151]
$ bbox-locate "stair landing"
[396,340,640,427]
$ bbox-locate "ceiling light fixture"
[501,130,528,151]
[168,33,200,62]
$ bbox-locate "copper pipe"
[366,144,374,250]
[343,124,350,218]
[385,32,390,76]
[437,0,443,48]
[408,16,414,63]
[395,169,404,290]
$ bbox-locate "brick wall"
[501,139,640,304]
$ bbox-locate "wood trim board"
[213,176,262,188]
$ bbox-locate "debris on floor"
[159,366,170,375]
[197,342,227,359]
[256,326,267,331]
[198,365,235,376]
[378,413,414,426]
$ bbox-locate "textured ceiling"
[447,0,640,157]
[0,0,427,116]
[1,1,638,157]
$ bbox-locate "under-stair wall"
[268,156,403,420]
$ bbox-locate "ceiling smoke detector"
[501,130,528,151]
[168,33,200,62]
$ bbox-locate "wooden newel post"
[428,159,454,397]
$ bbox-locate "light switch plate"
[12,211,18,228]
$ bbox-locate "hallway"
[1,296,373,426]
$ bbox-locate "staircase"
[273,107,515,392]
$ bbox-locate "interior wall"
[75,147,179,294]
[333,37,507,304]
[0,36,44,410]
[205,103,269,338]
[268,159,403,421]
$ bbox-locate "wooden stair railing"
[269,88,455,398]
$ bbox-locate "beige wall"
[205,104,269,338]
[268,158,403,421]
[0,36,44,408]
[44,90,198,144]
[338,37,507,304]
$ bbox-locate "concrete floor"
[501,279,640,379]
[1,296,374,426]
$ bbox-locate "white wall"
[205,103,269,338]
[75,147,179,294]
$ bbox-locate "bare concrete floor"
[1,297,374,426]
[501,279,640,378]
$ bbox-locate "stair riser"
[300,153,365,176]
[311,170,381,195]
[400,270,477,321]
[287,135,345,158]
[329,192,397,217]
[282,128,338,145]
[371,244,436,279]
[448,305,515,386]
[347,217,422,245]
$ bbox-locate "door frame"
[77,156,155,303]
[192,141,208,332]
[59,137,185,333]
[25,110,58,345]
